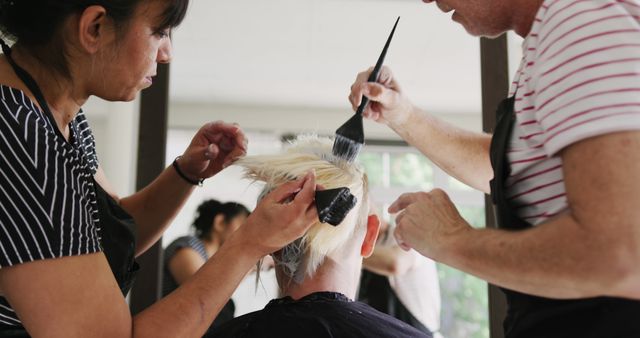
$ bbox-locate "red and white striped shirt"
[507,0,640,225]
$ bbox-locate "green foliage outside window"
[358,152,384,186]
[438,206,489,338]
[390,153,433,190]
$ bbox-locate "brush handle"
[355,16,400,116]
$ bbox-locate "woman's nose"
[157,38,173,64]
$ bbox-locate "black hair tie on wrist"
[172,156,204,187]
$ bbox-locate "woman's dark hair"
[193,199,250,240]
[0,0,189,78]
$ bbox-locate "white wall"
[508,32,525,87]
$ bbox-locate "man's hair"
[236,135,369,282]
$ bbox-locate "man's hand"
[348,66,414,127]
[389,189,473,260]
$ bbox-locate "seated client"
[206,135,431,338]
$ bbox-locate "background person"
[163,200,250,331]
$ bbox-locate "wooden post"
[480,34,510,338]
[129,63,170,314]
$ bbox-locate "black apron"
[489,96,640,338]
[0,41,139,337]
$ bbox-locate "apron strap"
[1,39,58,122]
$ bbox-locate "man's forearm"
[444,214,640,299]
[390,107,493,193]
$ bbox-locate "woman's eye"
[154,29,171,38]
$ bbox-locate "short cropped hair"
[236,135,369,282]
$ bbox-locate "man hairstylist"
[349,0,640,337]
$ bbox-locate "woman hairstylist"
[0,1,319,337]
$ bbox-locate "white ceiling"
[169,0,523,116]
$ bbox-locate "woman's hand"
[177,121,248,180]
[230,171,319,257]
[389,188,473,260]
[348,66,414,127]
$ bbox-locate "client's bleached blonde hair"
[236,135,369,282]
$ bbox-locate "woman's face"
[92,1,173,101]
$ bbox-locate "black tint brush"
[316,187,358,226]
[332,16,400,163]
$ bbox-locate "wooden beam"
[129,63,170,314]
[480,34,510,338]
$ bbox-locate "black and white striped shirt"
[0,85,100,327]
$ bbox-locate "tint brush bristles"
[332,114,364,164]
[316,187,358,226]
[332,16,400,163]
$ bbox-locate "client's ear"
[361,214,380,257]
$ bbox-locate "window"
[359,144,489,338]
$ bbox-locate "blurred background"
[83,0,524,337]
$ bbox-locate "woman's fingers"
[267,171,314,204]
[293,171,316,205]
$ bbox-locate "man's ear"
[361,214,380,257]
[77,5,109,54]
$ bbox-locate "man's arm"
[391,106,493,194]
[393,131,640,299]
[349,66,493,193]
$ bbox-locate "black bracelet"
[172,156,204,186]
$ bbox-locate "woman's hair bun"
[0,0,16,9]
[0,0,20,42]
